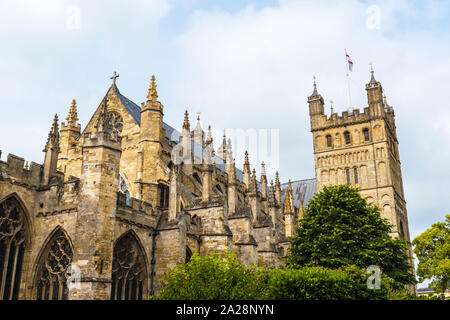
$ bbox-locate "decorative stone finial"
[183,110,190,130]
[44,114,60,152]
[147,75,158,102]
[66,99,79,126]
[261,161,266,176]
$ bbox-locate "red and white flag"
[346,52,354,72]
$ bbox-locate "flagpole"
[344,49,353,113]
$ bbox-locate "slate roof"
[280,178,316,208]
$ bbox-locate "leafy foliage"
[412,214,450,293]
[266,265,393,300]
[285,184,415,288]
[152,251,270,300]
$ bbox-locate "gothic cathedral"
[0,70,412,300]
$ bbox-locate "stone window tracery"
[0,196,29,300]
[35,229,73,300]
[108,112,123,139]
[110,232,147,300]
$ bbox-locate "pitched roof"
[113,90,245,182]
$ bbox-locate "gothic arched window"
[346,169,351,184]
[354,167,359,184]
[0,196,29,300]
[108,112,123,139]
[118,174,130,205]
[344,131,351,145]
[35,228,73,300]
[111,232,148,300]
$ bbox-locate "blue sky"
[0,0,449,287]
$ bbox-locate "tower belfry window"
[344,131,351,145]
[326,135,332,148]
[363,128,370,141]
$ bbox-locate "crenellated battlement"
[0,152,43,187]
[312,106,376,131]
[61,121,81,132]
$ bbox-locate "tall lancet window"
[346,169,351,184]
[35,228,73,300]
[354,167,359,184]
[110,232,148,300]
[0,196,29,300]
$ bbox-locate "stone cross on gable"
[110,71,119,85]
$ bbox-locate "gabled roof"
[113,90,245,182]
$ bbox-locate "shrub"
[152,251,270,300]
[266,265,393,300]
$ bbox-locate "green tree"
[412,215,450,293]
[285,184,415,288]
[152,251,270,300]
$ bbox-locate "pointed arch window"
[0,196,29,300]
[35,228,73,300]
[111,232,148,300]
[354,167,359,184]
[346,169,351,184]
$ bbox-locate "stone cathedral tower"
[308,70,412,256]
